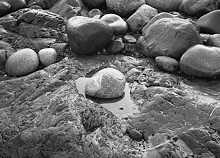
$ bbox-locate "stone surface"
[179,0,218,16]
[101,14,128,35]
[126,4,158,32]
[197,10,220,34]
[207,34,220,47]
[155,56,179,72]
[88,9,102,18]
[145,0,182,11]
[82,0,106,8]
[5,0,26,11]
[0,1,11,17]
[180,44,220,78]
[124,34,137,43]
[38,48,57,66]
[106,38,124,54]
[85,68,126,98]
[106,0,145,16]
[139,18,200,59]
[5,48,39,76]
[67,16,113,55]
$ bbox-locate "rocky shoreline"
[0,0,220,157]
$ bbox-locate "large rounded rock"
[5,0,26,11]
[82,0,105,8]
[66,16,113,55]
[38,48,57,67]
[0,1,11,17]
[179,0,218,16]
[106,0,145,16]
[126,4,158,32]
[155,56,179,72]
[139,18,200,59]
[5,48,39,76]
[180,44,220,78]
[85,68,126,99]
[101,14,128,35]
[197,10,220,34]
[145,0,182,11]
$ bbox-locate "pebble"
[127,4,158,32]
[88,9,102,19]
[67,16,113,55]
[101,14,128,35]
[0,1,11,17]
[139,18,200,59]
[123,35,137,43]
[38,48,57,67]
[85,68,126,99]
[106,0,145,16]
[106,38,124,54]
[5,48,39,76]
[180,44,220,78]
[155,56,179,72]
[197,10,220,34]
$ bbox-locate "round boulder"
[0,1,11,17]
[66,16,113,55]
[5,48,39,76]
[106,0,145,16]
[155,56,179,72]
[139,18,200,59]
[197,10,220,34]
[85,68,126,99]
[101,14,128,35]
[180,44,220,78]
[38,48,57,67]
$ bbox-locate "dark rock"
[197,10,220,34]
[30,38,56,51]
[145,0,182,11]
[126,127,143,141]
[139,18,200,59]
[28,0,59,9]
[82,0,106,8]
[207,34,220,47]
[106,38,124,54]
[209,116,220,132]
[155,56,179,73]
[126,4,158,32]
[5,48,39,76]
[106,0,145,16]
[179,0,218,16]
[66,16,113,55]
[205,141,220,158]
[180,44,220,78]
[0,1,11,17]
[5,0,26,12]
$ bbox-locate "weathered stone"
[85,68,126,98]
[66,16,113,55]
[0,1,11,17]
[28,0,59,9]
[88,9,102,18]
[5,0,26,11]
[30,38,56,51]
[124,34,137,43]
[197,10,220,34]
[179,0,218,16]
[180,44,220,78]
[82,0,106,8]
[145,0,182,11]
[155,56,179,72]
[5,48,39,76]
[38,48,57,66]
[207,34,220,47]
[101,14,128,35]
[126,127,143,141]
[106,0,145,16]
[127,4,158,32]
[106,38,124,54]
[139,18,200,59]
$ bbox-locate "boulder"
[5,48,39,76]
[179,0,218,16]
[126,4,158,32]
[180,44,220,78]
[101,14,128,34]
[82,0,106,8]
[106,0,145,16]
[197,10,220,34]
[85,68,126,98]
[145,0,182,11]
[139,18,200,59]
[155,56,179,72]
[0,1,11,17]
[38,48,57,66]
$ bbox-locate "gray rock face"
[179,0,218,16]
[67,16,113,55]
[126,4,158,32]
[0,1,11,17]
[207,34,220,47]
[155,56,179,72]
[5,48,39,76]
[106,0,145,16]
[180,44,220,78]
[5,0,26,11]
[145,0,182,11]
[139,18,200,59]
[85,68,126,98]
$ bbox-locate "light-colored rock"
[66,16,113,55]
[179,0,218,16]
[88,9,102,18]
[5,48,39,76]
[180,44,220,78]
[207,34,220,47]
[197,10,220,34]
[127,4,158,32]
[38,48,57,66]
[145,0,182,11]
[85,68,126,98]
[124,34,137,43]
[139,18,200,59]
[155,56,179,72]
[106,0,145,16]
[101,14,128,35]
